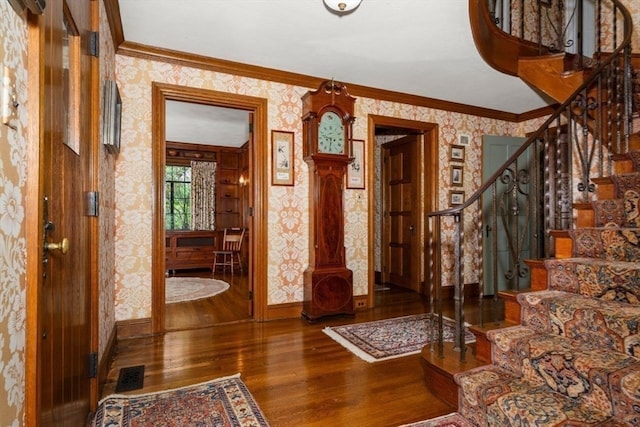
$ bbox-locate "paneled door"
[481,135,529,295]
[382,135,421,292]
[33,0,94,424]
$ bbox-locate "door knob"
[45,238,69,254]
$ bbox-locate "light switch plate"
[1,66,18,128]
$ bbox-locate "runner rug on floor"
[165,277,229,304]
[92,374,270,427]
[323,313,475,363]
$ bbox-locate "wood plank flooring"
[103,284,503,426]
[165,268,250,330]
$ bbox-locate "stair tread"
[517,289,640,357]
[456,364,617,426]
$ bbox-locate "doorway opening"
[367,116,439,309]
[163,102,251,330]
[151,83,268,333]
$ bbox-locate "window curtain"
[191,161,216,230]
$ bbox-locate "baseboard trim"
[354,294,368,310]
[265,302,302,320]
[98,326,118,392]
[440,283,480,299]
[116,317,153,339]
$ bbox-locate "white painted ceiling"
[165,100,250,147]
[120,0,553,147]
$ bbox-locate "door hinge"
[248,206,254,217]
[88,32,99,57]
[248,122,254,133]
[88,352,98,378]
[248,290,253,300]
[86,191,99,217]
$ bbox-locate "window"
[165,165,192,230]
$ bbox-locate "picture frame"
[458,133,471,146]
[272,130,295,186]
[102,80,122,155]
[347,139,365,189]
[450,190,465,206]
[450,144,465,162]
[451,165,464,186]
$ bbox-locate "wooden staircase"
[421,132,640,421]
[421,0,637,417]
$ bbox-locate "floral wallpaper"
[113,55,542,319]
[0,0,633,424]
[98,0,117,361]
[0,2,27,426]
[108,0,638,321]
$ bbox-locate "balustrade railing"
[428,0,633,361]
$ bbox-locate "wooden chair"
[212,228,245,275]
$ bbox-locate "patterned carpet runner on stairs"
[449,164,640,425]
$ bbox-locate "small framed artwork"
[458,133,471,146]
[451,165,464,186]
[102,80,122,155]
[450,190,465,206]
[272,130,295,186]
[450,145,465,162]
[347,139,365,189]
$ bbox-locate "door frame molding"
[366,115,439,307]
[151,83,268,332]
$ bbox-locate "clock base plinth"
[301,268,354,322]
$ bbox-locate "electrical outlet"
[1,66,18,129]
[355,300,366,309]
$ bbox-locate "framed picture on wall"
[458,133,471,146]
[450,145,465,162]
[347,139,365,189]
[102,80,122,155]
[450,190,465,206]
[272,130,294,186]
[451,165,464,186]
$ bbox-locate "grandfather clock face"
[317,111,345,155]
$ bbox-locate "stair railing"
[428,0,633,361]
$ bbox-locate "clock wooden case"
[301,80,356,322]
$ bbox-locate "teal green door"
[482,135,530,295]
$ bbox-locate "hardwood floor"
[165,268,251,330]
[103,286,503,426]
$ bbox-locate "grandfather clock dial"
[318,111,345,154]
[301,80,356,322]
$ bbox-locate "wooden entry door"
[34,0,94,424]
[382,135,421,292]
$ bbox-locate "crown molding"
[116,41,552,123]
[103,0,125,48]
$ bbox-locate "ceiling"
[119,0,553,147]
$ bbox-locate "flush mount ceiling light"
[323,0,362,14]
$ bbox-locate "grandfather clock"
[301,80,356,322]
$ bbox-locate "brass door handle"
[45,237,69,254]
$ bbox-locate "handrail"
[469,0,549,75]
[428,0,634,361]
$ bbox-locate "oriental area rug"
[92,374,270,427]
[165,277,229,304]
[323,313,475,362]
[399,412,474,427]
